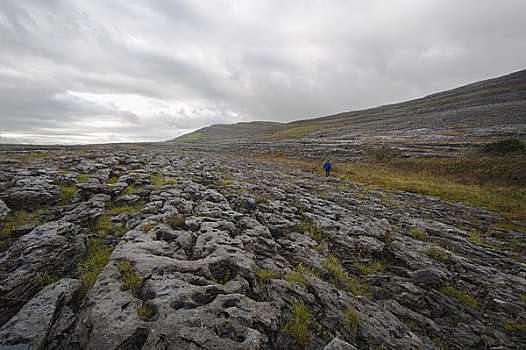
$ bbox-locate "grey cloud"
[0,0,525,144]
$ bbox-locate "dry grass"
[257,153,526,220]
[283,303,313,346]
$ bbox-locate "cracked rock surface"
[0,146,525,349]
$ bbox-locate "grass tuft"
[440,285,479,310]
[322,255,370,296]
[342,307,361,340]
[425,248,450,263]
[254,190,272,204]
[38,271,60,288]
[283,302,313,347]
[75,238,112,303]
[255,268,279,285]
[163,213,187,230]
[59,184,77,205]
[284,270,307,285]
[410,228,427,241]
[298,218,324,243]
[355,261,385,275]
[0,210,42,237]
[118,260,143,297]
[137,302,156,321]
[150,172,176,188]
[77,173,90,183]
[503,321,526,335]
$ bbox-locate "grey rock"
[0,176,60,210]
[0,221,85,326]
[324,337,358,350]
[0,279,79,349]
[0,199,10,222]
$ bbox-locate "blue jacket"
[323,162,332,170]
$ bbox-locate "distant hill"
[169,69,526,142]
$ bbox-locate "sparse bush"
[283,303,313,347]
[440,285,478,310]
[163,213,187,230]
[369,146,400,161]
[342,307,361,340]
[118,260,143,297]
[410,228,427,241]
[483,138,525,155]
[137,302,156,321]
[298,219,324,243]
[254,190,272,204]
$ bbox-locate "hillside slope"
[170,69,526,142]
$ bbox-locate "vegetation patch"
[77,173,90,183]
[118,260,143,297]
[410,228,427,241]
[482,138,525,155]
[254,190,272,204]
[137,302,156,321]
[151,172,176,188]
[38,271,60,287]
[298,218,324,243]
[0,210,42,237]
[503,321,526,335]
[176,131,206,142]
[468,229,495,248]
[163,213,187,230]
[425,247,451,263]
[59,184,77,205]
[106,175,120,184]
[75,238,112,303]
[122,184,138,194]
[342,307,361,340]
[355,261,385,275]
[16,151,49,161]
[440,285,479,310]
[255,268,279,286]
[284,270,307,285]
[283,302,314,347]
[322,255,370,296]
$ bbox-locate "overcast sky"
[1,0,525,144]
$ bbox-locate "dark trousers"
[325,169,330,177]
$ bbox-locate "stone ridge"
[0,147,524,349]
[170,69,526,142]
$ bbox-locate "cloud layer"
[1,0,525,144]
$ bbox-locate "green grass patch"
[440,285,479,310]
[75,238,112,303]
[410,228,427,241]
[176,131,206,142]
[283,302,313,347]
[255,268,279,284]
[298,218,324,243]
[322,255,371,296]
[284,270,307,285]
[150,172,177,188]
[342,307,361,340]
[16,151,49,161]
[106,175,120,184]
[77,173,90,183]
[355,261,385,275]
[137,302,156,320]
[38,271,60,288]
[122,184,138,194]
[521,293,526,304]
[117,260,143,297]
[59,184,77,205]
[0,210,42,237]
[339,155,526,219]
[503,321,526,335]
[95,202,144,236]
[425,248,450,263]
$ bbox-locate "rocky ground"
[0,145,525,350]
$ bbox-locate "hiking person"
[323,159,332,177]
